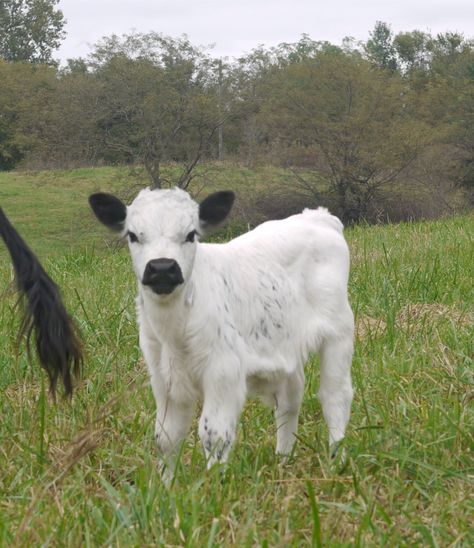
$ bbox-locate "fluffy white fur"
[123,188,353,478]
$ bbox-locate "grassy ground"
[0,167,473,546]
[0,164,289,256]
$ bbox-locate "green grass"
[0,164,290,256]
[0,168,473,546]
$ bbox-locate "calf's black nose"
[142,258,184,294]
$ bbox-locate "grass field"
[0,167,473,546]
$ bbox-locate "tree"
[0,0,65,63]
[90,33,227,189]
[263,50,437,223]
[365,21,397,71]
[393,30,432,74]
[424,41,474,197]
[29,68,103,168]
[232,37,340,166]
[429,32,474,76]
[0,60,57,169]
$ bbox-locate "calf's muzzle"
[142,258,184,294]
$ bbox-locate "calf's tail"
[0,208,82,397]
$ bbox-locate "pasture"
[0,167,473,546]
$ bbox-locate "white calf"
[89,188,354,478]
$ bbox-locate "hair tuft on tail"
[0,208,82,397]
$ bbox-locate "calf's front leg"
[140,326,195,484]
[154,394,195,484]
[199,367,246,468]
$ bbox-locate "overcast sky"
[56,0,474,62]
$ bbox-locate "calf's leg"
[274,367,304,456]
[140,328,195,484]
[199,368,246,468]
[155,395,195,484]
[318,331,354,452]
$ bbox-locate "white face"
[125,188,200,297]
[90,187,234,298]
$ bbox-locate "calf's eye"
[185,230,197,243]
[128,231,139,243]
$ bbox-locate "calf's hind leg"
[274,368,304,456]
[318,332,354,452]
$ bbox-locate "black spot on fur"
[260,319,269,338]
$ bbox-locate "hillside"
[0,167,472,545]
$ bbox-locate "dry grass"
[357,302,472,340]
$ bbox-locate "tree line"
[1,4,473,222]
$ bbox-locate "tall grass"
[0,170,472,545]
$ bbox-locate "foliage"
[262,50,438,222]
[365,21,397,71]
[0,26,473,219]
[0,60,56,169]
[89,33,228,189]
[0,0,65,63]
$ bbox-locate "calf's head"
[89,188,234,297]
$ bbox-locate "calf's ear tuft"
[89,193,126,232]
[199,191,235,228]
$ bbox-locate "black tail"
[0,208,82,397]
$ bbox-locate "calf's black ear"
[89,193,127,232]
[199,191,235,228]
